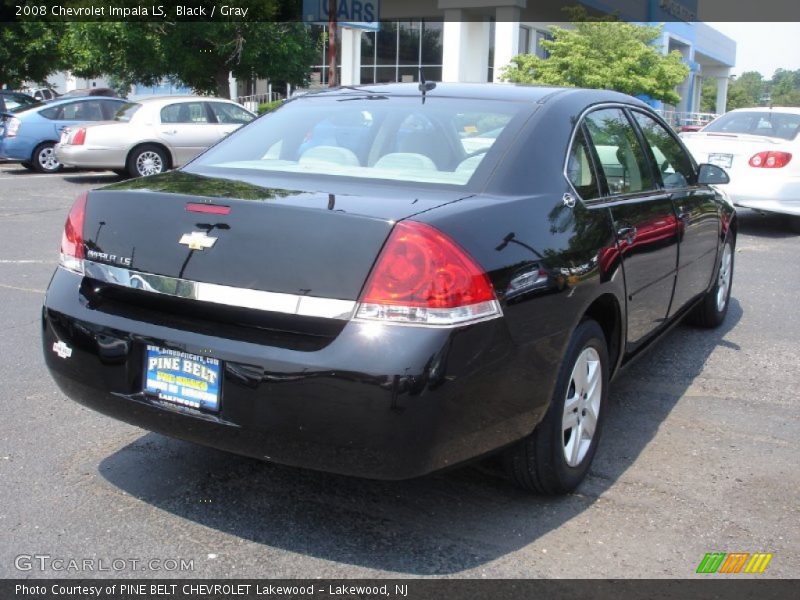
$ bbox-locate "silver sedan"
[55,95,255,177]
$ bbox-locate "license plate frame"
[708,153,733,169]
[143,345,222,412]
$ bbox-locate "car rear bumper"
[0,136,31,161]
[43,267,547,480]
[55,144,127,169]
[720,175,800,216]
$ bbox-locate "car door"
[207,101,255,139]
[583,107,679,352]
[630,109,721,315]
[158,101,220,166]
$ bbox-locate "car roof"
[727,106,800,115]
[130,95,238,106]
[42,95,125,107]
[296,82,646,107]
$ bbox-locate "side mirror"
[697,163,730,185]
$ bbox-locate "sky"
[706,23,800,78]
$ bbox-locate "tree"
[726,72,765,110]
[500,9,689,105]
[0,22,65,88]
[61,1,318,98]
[770,69,800,106]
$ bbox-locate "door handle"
[676,207,692,222]
[162,129,177,135]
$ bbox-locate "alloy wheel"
[716,243,732,312]
[562,346,602,467]
[136,151,164,176]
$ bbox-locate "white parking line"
[0,174,59,180]
[0,259,55,264]
[0,283,44,294]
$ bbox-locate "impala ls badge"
[179,231,217,251]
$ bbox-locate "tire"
[127,144,168,178]
[504,319,609,494]
[687,235,734,328]
[788,216,800,234]
[31,142,62,173]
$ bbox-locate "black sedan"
[43,84,735,494]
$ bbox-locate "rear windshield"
[114,102,142,122]
[3,93,37,112]
[704,111,800,140]
[187,94,527,187]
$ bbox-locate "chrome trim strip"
[79,259,356,320]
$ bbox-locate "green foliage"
[257,100,284,115]
[726,71,765,109]
[0,22,65,88]
[500,8,689,105]
[59,1,318,98]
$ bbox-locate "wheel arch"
[581,292,624,377]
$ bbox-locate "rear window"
[704,111,800,140]
[187,95,526,187]
[114,102,142,122]
[2,93,36,111]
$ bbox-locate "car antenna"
[418,68,436,104]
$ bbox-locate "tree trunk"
[215,69,231,99]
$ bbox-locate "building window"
[309,25,342,88]
[534,29,553,59]
[360,20,443,85]
[519,26,531,54]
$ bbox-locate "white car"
[55,96,255,177]
[681,107,800,229]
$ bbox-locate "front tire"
[504,319,609,494]
[31,142,62,173]
[687,235,734,328]
[127,144,168,178]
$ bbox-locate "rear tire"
[504,319,609,494]
[788,216,800,234]
[127,144,168,178]
[31,142,62,173]
[687,235,734,328]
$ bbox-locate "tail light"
[71,127,86,145]
[749,151,792,168]
[5,117,21,137]
[356,221,501,326]
[59,192,88,274]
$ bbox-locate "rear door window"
[161,102,212,124]
[584,108,655,195]
[566,126,601,200]
[61,100,107,121]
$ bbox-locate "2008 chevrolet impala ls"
[42,84,735,494]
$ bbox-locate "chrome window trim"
[77,259,357,320]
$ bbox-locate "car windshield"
[114,102,142,122]
[704,111,800,140]
[187,94,526,187]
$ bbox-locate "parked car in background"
[0,96,127,172]
[56,96,255,177]
[22,86,60,102]
[60,87,120,99]
[44,84,736,494]
[0,90,37,113]
[682,107,800,230]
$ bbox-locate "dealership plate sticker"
[144,345,221,412]
[708,153,733,169]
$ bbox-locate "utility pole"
[328,0,338,87]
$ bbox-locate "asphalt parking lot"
[0,161,798,579]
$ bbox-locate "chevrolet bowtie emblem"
[179,231,217,251]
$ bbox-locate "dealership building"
[282,0,735,123]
